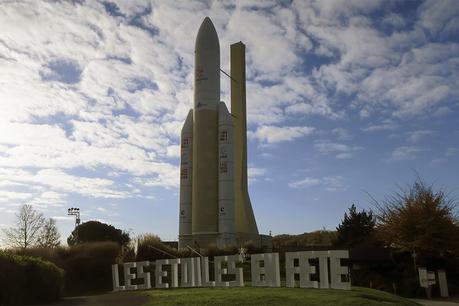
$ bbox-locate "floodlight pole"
[67,207,81,241]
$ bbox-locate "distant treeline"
[272,230,337,250]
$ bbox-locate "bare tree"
[37,218,61,248]
[2,204,45,248]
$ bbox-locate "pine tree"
[335,204,377,247]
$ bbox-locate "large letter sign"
[124,262,138,291]
[251,253,280,287]
[155,259,170,289]
[201,257,215,287]
[180,257,195,287]
[136,261,151,290]
[112,251,350,291]
[112,264,125,292]
[329,250,351,290]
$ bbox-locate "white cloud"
[51,216,74,221]
[29,191,67,208]
[248,167,266,178]
[390,146,425,161]
[0,190,33,202]
[289,175,346,191]
[361,121,398,132]
[249,125,314,144]
[291,0,459,119]
[166,145,180,158]
[445,147,459,157]
[0,168,129,199]
[289,177,322,188]
[382,13,406,30]
[248,167,266,184]
[417,0,459,37]
[332,128,352,141]
[314,140,362,159]
[406,130,434,142]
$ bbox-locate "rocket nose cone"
[195,17,219,52]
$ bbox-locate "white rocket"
[179,17,258,249]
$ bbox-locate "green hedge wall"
[0,251,64,305]
[15,241,122,295]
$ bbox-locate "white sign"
[427,272,436,286]
[112,251,351,291]
[418,267,428,288]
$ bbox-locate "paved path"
[47,291,149,306]
[410,299,459,306]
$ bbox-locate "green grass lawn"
[141,286,420,306]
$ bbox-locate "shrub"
[0,251,64,304]
[60,242,120,295]
[14,241,121,296]
[136,234,178,262]
[204,244,239,258]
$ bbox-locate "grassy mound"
[141,286,419,306]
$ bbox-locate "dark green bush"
[14,241,121,296]
[0,251,64,304]
[67,221,130,247]
[60,242,120,295]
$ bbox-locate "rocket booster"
[179,110,193,238]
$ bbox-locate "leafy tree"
[376,179,459,259]
[2,204,45,248]
[67,220,130,247]
[37,218,61,248]
[335,204,377,247]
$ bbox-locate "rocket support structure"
[231,42,259,238]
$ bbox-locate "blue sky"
[0,0,458,244]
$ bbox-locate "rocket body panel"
[192,17,220,235]
[179,110,193,240]
[218,102,235,235]
[192,109,219,234]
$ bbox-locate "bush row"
[0,251,64,305]
[135,234,265,263]
[14,241,121,296]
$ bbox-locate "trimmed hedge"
[60,242,121,295]
[15,241,122,295]
[0,251,64,305]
